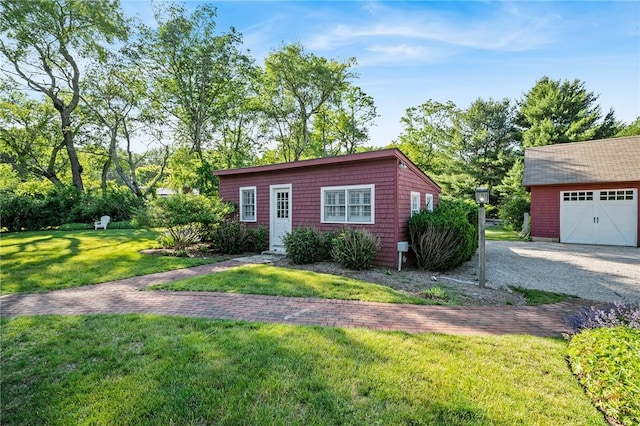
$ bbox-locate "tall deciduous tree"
[136,3,252,193]
[0,0,128,194]
[309,86,377,157]
[0,89,66,187]
[81,51,168,198]
[518,76,619,147]
[262,43,356,161]
[394,100,458,174]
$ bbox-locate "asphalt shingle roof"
[523,136,640,186]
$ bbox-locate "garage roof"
[523,136,640,186]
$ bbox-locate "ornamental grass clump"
[409,198,478,271]
[331,228,379,270]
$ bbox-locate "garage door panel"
[560,203,594,244]
[597,198,637,246]
[560,189,637,247]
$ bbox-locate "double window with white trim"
[411,192,434,215]
[321,184,374,224]
[239,186,256,222]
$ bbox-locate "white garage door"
[560,189,637,246]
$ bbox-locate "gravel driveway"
[452,241,640,304]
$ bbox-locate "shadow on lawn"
[0,316,490,425]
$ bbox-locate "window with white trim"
[239,186,256,222]
[425,193,434,212]
[410,192,421,216]
[321,184,374,224]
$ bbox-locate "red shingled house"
[213,149,441,268]
[523,136,640,247]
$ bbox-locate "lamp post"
[475,187,489,288]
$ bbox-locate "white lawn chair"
[94,215,110,230]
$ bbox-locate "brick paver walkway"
[0,258,589,337]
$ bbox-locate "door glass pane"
[277,191,289,218]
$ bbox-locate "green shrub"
[147,194,233,249]
[0,184,142,231]
[499,194,530,232]
[58,223,93,231]
[331,228,379,270]
[320,231,337,261]
[212,221,251,254]
[283,227,322,264]
[567,326,640,426]
[409,198,478,271]
[130,206,152,228]
[108,221,138,229]
[157,224,202,250]
[249,226,268,252]
[69,184,142,224]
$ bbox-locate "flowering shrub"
[567,302,640,334]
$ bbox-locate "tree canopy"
[1,1,636,230]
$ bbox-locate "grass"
[0,230,223,294]
[567,326,640,425]
[510,286,572,305]
[150,264,433,305]
[1,315,606,426]
[485,225,521,241]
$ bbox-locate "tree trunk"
[61,109,84,194]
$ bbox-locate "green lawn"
[0,230,222,294]
[151,264,434,305]
[485,225,521,241]
[0,315,605,426]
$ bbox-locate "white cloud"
[306,2,558,58]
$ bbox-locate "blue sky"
[123,1,640,147]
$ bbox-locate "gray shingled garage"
[524,136,640,247]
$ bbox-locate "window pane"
[347,188,371,222]
[241,189,255,221]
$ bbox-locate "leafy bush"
[283,227,322,264]
[499,194,530,232]
[157,225,202,250]
[0,184,142,231]
[567,302,640,334]
[69,185,142,224]
[331,228,379,270]
[0,186,78,231]
[409,198,478,271]
[147,194,233,249]
[320,231,337,261]
[249,226,268,252]
[130,206,152,229]
[58,223,93,231]
[108,221,138,229]
[567,326,640,426]
[212,221,251,254]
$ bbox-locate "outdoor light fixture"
[475,187,488,288]
[475,187,489,206]
[398,160,408,170]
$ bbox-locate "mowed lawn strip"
[1,315,606,426]
[485,225,521,241]
[150,264,432,305]
[0,230,222,294]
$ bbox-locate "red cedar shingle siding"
[216,150,441,268]
[530,186,560,239]
[530,182,640,244]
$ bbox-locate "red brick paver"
[0,259,589,337]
